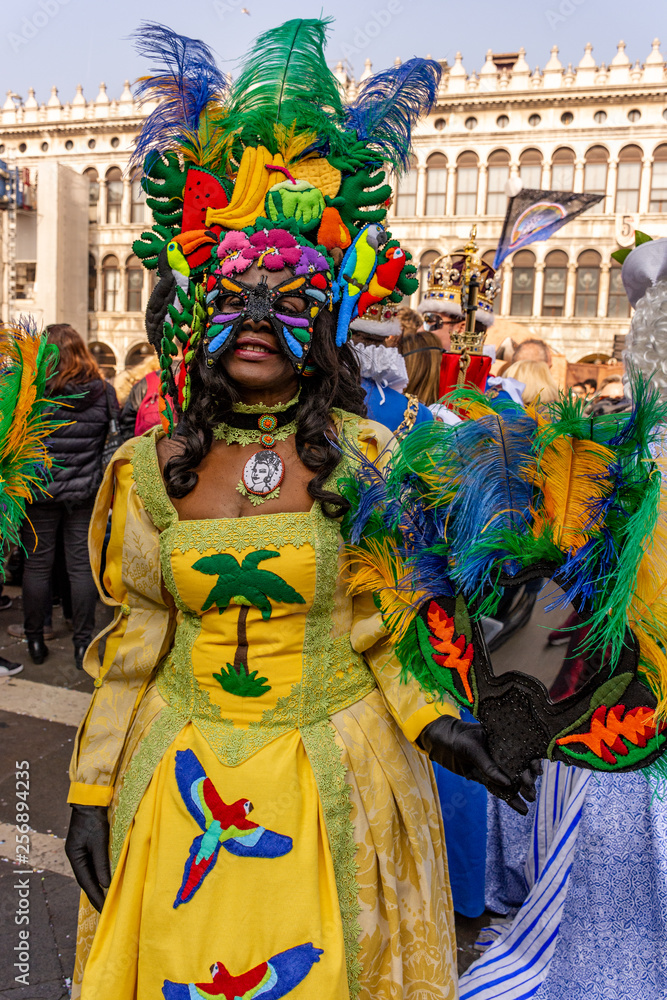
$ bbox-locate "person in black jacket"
[20,324,119,669]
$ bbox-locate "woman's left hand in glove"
[417,714,541,815]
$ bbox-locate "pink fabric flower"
[215,231,254,275]
[246,229,302,271]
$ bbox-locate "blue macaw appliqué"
[162,942,324,999]
[173,749,293,907]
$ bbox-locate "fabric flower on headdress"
[247,229,302,271]
[295,246,330,276]
[215,231,254,275]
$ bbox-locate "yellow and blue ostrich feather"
[0,321,62,560]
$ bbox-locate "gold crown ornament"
[418,228,500,344]
[349,301,402,337]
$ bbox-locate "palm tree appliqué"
[193,549,306,697]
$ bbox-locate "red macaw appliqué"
[173,749,292,907]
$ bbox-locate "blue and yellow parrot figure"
[162,942,324,1000]
[173,749,293,907]
[333,222,388,346]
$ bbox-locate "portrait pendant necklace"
[213,391,300,507]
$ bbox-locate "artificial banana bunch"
[206,145,287,229]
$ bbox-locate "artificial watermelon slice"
[182,167,229,232]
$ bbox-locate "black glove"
[65,804,111,912]
[418,715,541,815]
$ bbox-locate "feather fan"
[344,58,442,172]
[0,321,62,559]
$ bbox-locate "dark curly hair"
[163,307,367,518]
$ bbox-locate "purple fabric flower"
[246,229,303,271]
[215,231,253,275]
[295,245,329,276]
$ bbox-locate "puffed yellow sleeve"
[348,416,460,742]
[351,590,460,742]
[68,437,176,806]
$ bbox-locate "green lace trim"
[165,514,316,554]
[236,480,281,506]
[232,390,300,414]
[132,430,177,532]
[301,721,362,998]
[109,705,187,873]
[213,419,297,446]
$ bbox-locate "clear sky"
[2,0,663,104]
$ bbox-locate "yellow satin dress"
[68,415,459,1000]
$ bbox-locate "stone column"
[533,262,545,318]
[541,160,551,190]
[500,262,512,315]
[606,160,618,214]
[639,157,653,214]
[573,159,584,194]
[598,262,610,319]
[121,178,132,226]
[416,166,427,218]
[98,180,107,225]
[476,163,488,216]
[446,166,457,216]
[565,263,577,318]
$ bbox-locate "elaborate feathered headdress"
[130,19,440,432]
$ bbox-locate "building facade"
[1,38,666,371]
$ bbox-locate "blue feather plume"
[344,58,442,172]
[442,409,538,594]
[130,22,228,169]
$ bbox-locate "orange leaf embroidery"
[427,601,474,704]
[557,704,664,765]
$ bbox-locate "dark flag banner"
[493,189,604,268]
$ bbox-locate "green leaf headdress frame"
[129,18,440,433]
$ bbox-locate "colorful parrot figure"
[145,230,217,351]
[162,942,323,1000]
[333,222,387,346]
[173,749,292,907]
[356,246,407,318]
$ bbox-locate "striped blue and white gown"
[459,761,667,1000]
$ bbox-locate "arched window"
[455,151,478,215]
[395,158,417,216]
[584,146,608,215]
[574,250,601,317]
[486,150,510,215]
[130,170,146,224]
[607,258,630,318]
[88,341,116,379]
[615,145,642,213]
[102,254,120,311]
[510,250,536,316]
[126,254,143,312]
[425,153,448,216]
[125,343,155,368]
[83,167,99,224]
[542,249,568,317]
[106,167,123,224]
[419,250,441,298]
[551,147,575,191]
[650,144,667,213]
[88,253,97,312]
[519,148,543,189]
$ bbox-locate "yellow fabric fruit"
[291,157,342,199]
[206,146,288,229]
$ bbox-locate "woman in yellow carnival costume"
[65,20,538,999]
